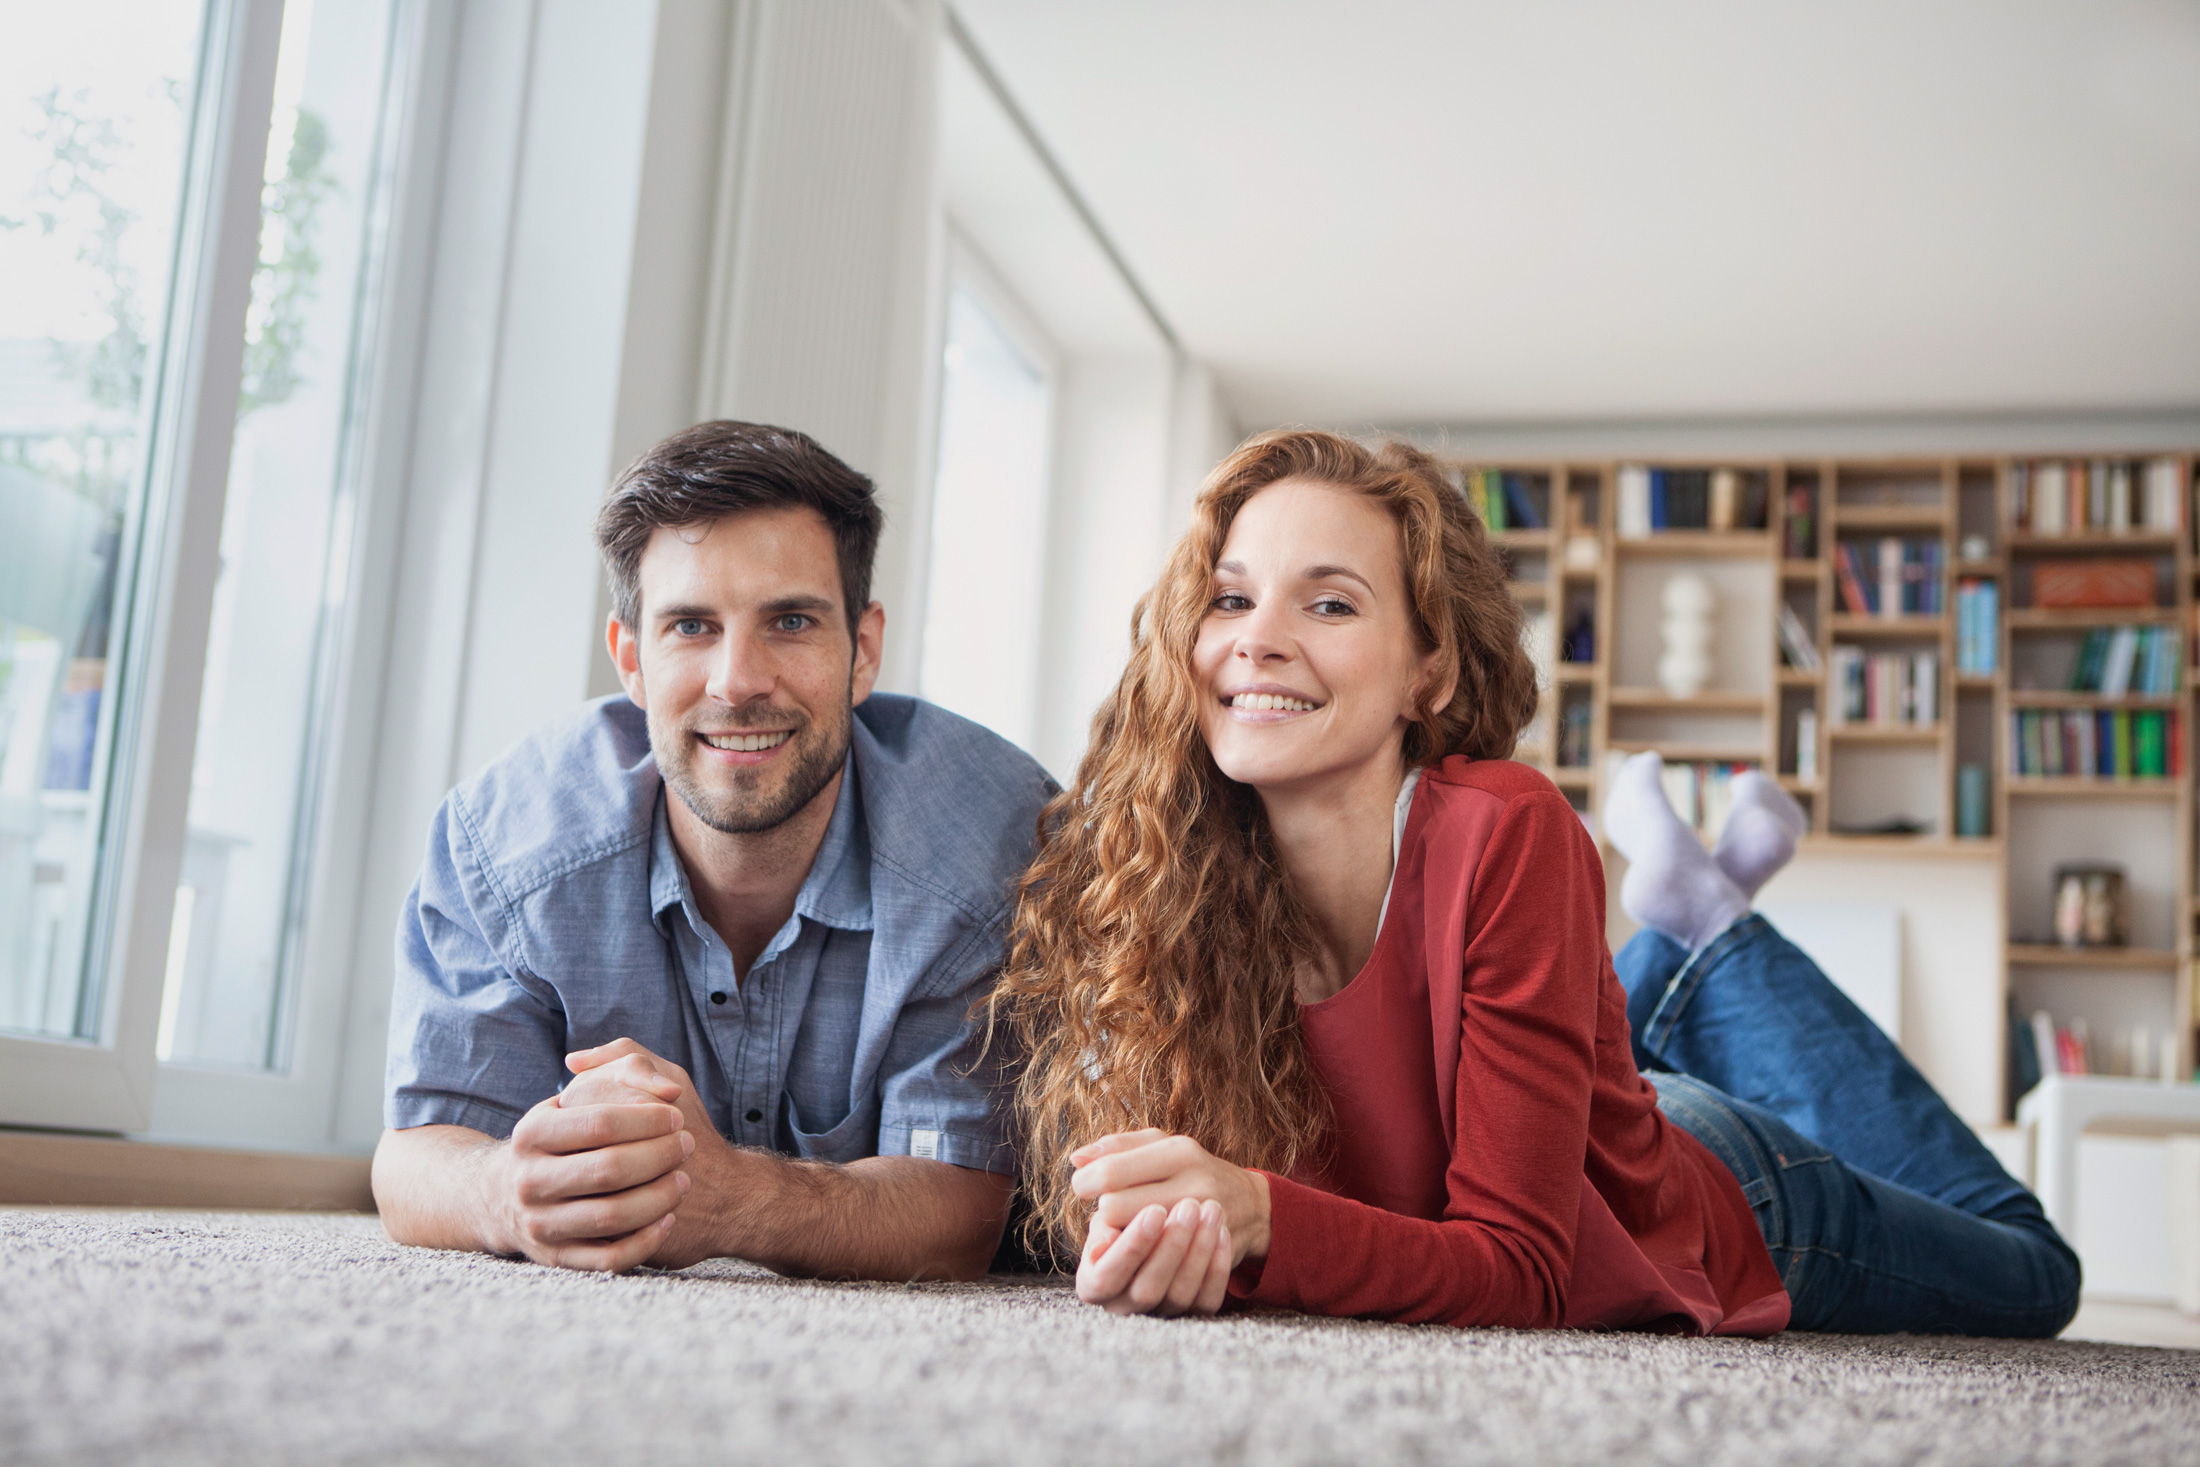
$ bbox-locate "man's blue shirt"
[386,693,1055,1174]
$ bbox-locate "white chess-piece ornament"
[1657,573,1717,699]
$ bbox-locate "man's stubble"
[654,687,853,836]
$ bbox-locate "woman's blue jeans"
[1618,914,2081,1337]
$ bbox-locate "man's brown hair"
[595,421,884,635]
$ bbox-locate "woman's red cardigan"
[1228,756,1791,1335]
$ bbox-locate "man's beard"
[655,693,853,836]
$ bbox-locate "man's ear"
[607,614,647,708]
[850,602,886,705]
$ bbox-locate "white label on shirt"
[910,1128,941,1161]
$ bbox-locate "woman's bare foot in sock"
[1713,771,1808,898]
[1602,751,1749,952]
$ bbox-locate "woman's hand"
[1068,1130,1272,1315]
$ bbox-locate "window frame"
[0,0,439,1145]
[148,0,442,1146]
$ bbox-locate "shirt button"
[745,1108,763,1123]
[709,991,727,1005]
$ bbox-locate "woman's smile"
[1221,683,1325,721]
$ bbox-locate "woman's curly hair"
[987,428,1541,1262]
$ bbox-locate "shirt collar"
[648,751,874,937]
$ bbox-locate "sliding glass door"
[0,0,415,1137]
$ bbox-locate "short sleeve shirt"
[384,694,1056,1173]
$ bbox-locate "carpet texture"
[4,1208,2196,1467]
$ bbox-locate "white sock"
[1602,752,1750,952]
[1713,771,1808,898]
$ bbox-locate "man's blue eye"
[674,619,705,636]
[776,614,811,632]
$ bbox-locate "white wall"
[700,0,941,694]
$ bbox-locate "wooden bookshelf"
[1454,449,2199,1116]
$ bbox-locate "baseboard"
[0,1129,375,1211]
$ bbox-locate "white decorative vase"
[1657,573,1717,698]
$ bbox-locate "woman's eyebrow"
[1305,564,1374,593]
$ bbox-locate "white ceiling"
[952,0,2200,429]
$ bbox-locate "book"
[1710,469,1737,531]
[1618,465,1651,538]
[1501,472,1546,529]
[2136,710,2165,777]
[2010,1001,2042,1097]
[2100,626,2140,696]
[2035,462,2069,532]
[2143,456,2185,530]
[1835,544,1875,615]
[2032,1010,2061,1078]
[1795,707,1818,781]
[2032,557,2155,609]
[1877,537,1903,619]
[1784,482,1815,559]
[1777,604,1821,671]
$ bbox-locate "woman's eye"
[1211,593,1252,612]
[1312,597,1356,616]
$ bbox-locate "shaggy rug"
[2,1207,2195,1466]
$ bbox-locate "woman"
[990,429,2078,1335]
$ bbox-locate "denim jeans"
[1618,915,2081,1337]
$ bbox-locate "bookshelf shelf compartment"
[1835,507,1950,531]
[1607,741,1763,763]
[1614,533,1775,558]
[2006,778,2182,799]
[1828,724,1943,743]
[2007,531,2183,553]
[2008,691,2184,710]
[2007,943,2182,970]
[2007,608,2180,629]
[1829,615,1948,637]
[1607,688,1766,713]
[1799,834,2003,859]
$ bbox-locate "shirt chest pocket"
[780,1086,880,1164]
[780,949,871,1159]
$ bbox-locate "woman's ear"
[1416,649,1458,720]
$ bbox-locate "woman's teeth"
[1230,693,1317,712]
[703,731,792,752]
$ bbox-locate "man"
[372,421,1054,1279]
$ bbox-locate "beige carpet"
[4,1207,2196,1466]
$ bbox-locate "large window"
[162,0,400,1070]
[919,272,1055,752]
[0,0,411,1133]
[0,2,206,1043]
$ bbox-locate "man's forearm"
[689,1148,1011,1282]
[372,1124,512,1254]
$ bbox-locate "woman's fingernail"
[676,1170,691,1193]
[660,1214,676,1231]
[680,1132,696,1156]
[1172,1199,1199,1226]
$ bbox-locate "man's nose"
[706,631,777,706]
